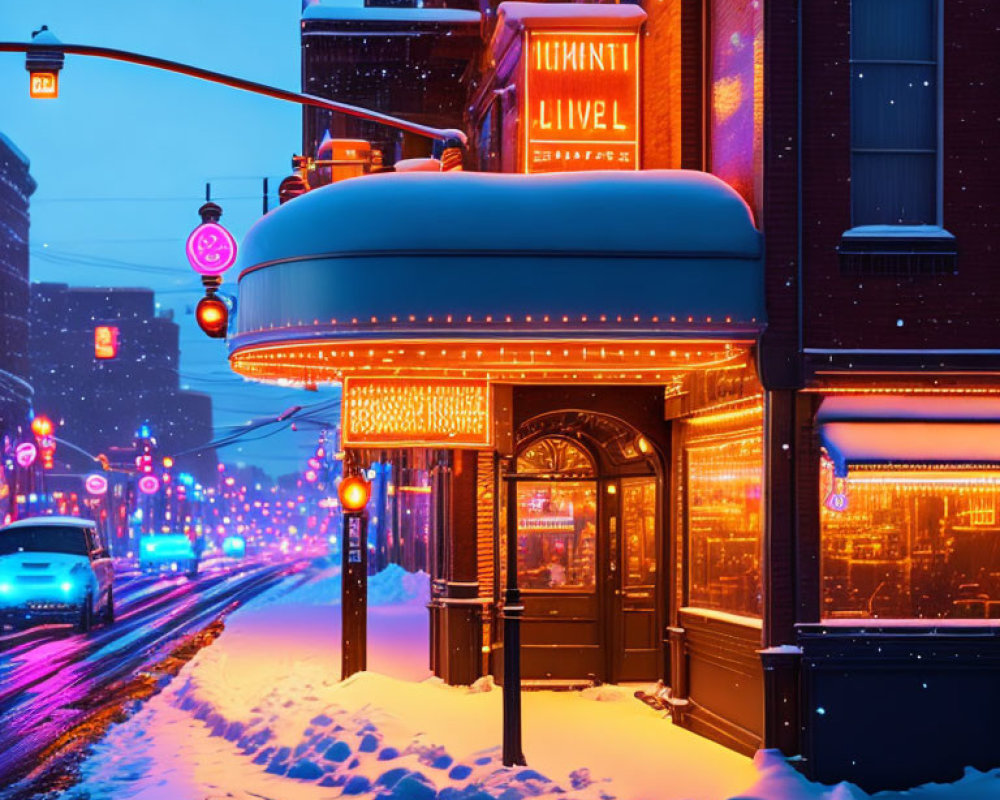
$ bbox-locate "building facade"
[0,133,36,443]
[232,0,1000,791]
[30,283,217,485]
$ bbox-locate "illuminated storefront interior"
[818,395,1000,620]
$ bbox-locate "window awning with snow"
[817,396,1000,476]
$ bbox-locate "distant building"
[0,133,36,440]
[300,0,481,166]
[29,283,217,484]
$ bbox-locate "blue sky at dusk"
[0,0,338,477]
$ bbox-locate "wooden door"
[609,476,659,682]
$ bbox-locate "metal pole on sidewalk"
[502,476,526,767]
[341,510,368,679]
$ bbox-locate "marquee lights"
[230,339,752,386]
[343,377,492,448]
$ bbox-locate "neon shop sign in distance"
[524,30,640,174]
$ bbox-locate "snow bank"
[60,563,1000,800]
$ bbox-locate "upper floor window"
[851,0,939,226]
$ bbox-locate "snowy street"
[23,562,998,800]
[0,555,313,796]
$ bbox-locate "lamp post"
[339,471,371,679]
[502,474,527,767]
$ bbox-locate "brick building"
[233,0,1000,790]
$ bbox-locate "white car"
[0,516,115,632]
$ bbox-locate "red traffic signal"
[196,295,228,338]
[338,475,371,513]
[31,414,53,438]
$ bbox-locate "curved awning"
[229,170,764,384]
[818,395,1000,476]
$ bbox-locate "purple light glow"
[85,473,109,495]
[138,475,161,495]
[185,222,237,276]
[15,442,37,468]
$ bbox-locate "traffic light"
[31,414,53,438]
[196,294,228,338]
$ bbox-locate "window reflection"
[516,481,597,590]
[821,463,1000,619]
[623,478,657,587]
[687,436,763,616]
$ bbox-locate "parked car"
[138,533,199,576]
[0,516,114,632]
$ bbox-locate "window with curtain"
[851,0,938,226]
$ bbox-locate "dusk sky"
[0,0,338,476]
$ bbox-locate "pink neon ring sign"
[185,222,237,276]
[85,473,109,495]
[138,474,161,495]
[14,442,37,468]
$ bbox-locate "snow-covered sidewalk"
[59,563,1000,800]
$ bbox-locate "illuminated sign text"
[524,31,639,173]
[344,377,491,448]
[94,325,120,359]
[29,71,58,99]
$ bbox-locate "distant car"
[222,535,246,559]
[0,516,114,633]
[139,534,199,576]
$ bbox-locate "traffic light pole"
[2,40,466,145]
[341,511,368,679]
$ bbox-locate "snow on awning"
[817,396,1000,476]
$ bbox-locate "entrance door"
[608,476,659,682]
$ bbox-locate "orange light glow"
[339,475,371,513]
[162,457,174,468]
[31,415,53,438]
[230,339,752,386]
[523,30,640,173]
[343,377,492,448]
[94,325,119,359]
[29,71,58,99]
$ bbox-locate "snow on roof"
[303,1,481,25]
[239,170,760,268]
[497,1,647,30]
[2,515,97,531]
[817,395,1000,422]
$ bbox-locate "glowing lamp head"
[196,295,229,339]
[162,457,174,469]
[338,475,371,513]
[31,415,53,438]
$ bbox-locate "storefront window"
[515,481,597,590]
[687,435,763,616]
[821,462,1000,619]
[622,478,657,587]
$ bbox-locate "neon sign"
[85,473,109,495]
[138,475,161,495]
[15,443,37,468]
[185,222,237,276]
[524,31,640,173]
[94,325,120,359]
[29,71,58,99]
[343,377,492,448]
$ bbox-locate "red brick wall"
[798,0,1000,350]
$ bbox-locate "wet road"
[0,554,313,792]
